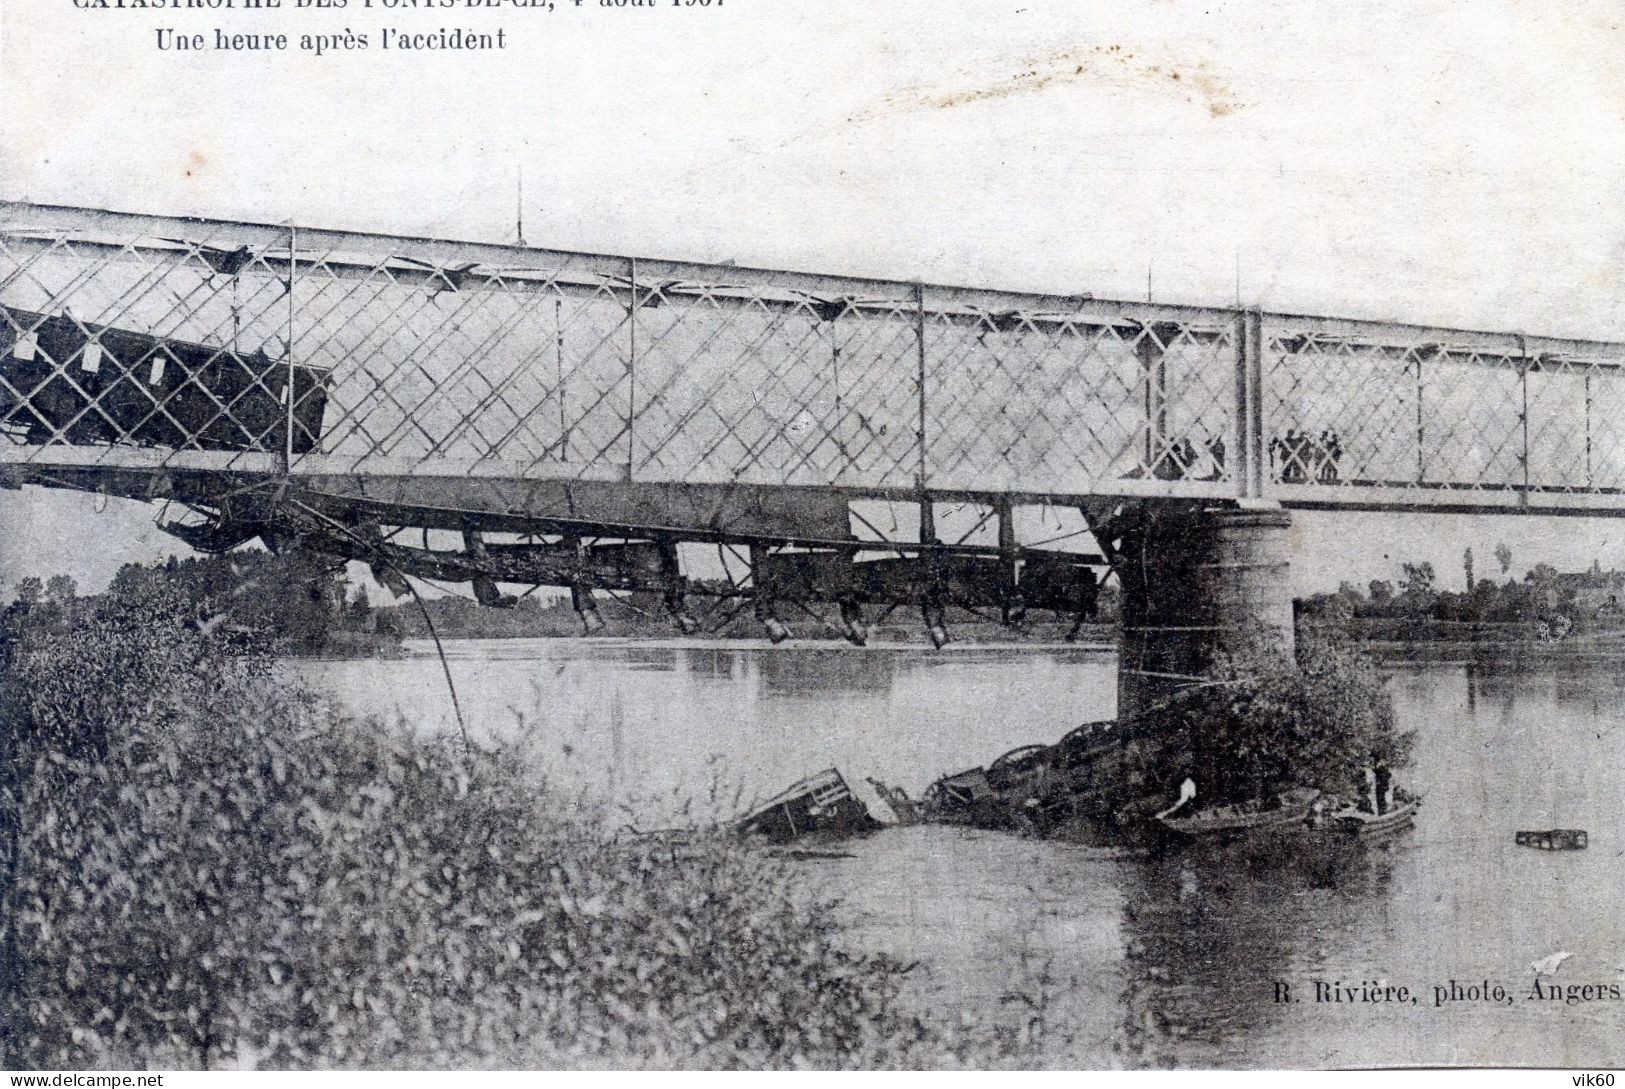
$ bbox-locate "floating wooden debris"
[1516,829,1588,851]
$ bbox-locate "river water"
[293,639,1625,1068]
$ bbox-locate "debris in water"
[733,768,880,842]
[866,776,923,825]
[1516,829,1587,851]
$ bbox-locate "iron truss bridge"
[5,202,1625,642]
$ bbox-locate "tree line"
[5,549,400,654]
[1297,544,1624,630]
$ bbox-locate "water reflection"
[681,647,744,682]
[755,647,898,696]
[1464,661,1517,707]
[1460,649,1625,711]
[1116,844,1403,1067]
[620,645,680,672]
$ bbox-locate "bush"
[1159,629,1412,808]
[0,587,965,1069]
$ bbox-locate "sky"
[4,0,1625,596]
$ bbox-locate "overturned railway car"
[0,306,328,453]
[921,714,1192,838]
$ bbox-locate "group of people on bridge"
[1134,428,1348,485]
[1271,429,1345,484]
[1148,434,1227,481]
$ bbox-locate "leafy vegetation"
[1159,631,1413,808]
[7,548,398,655]
[1299,558,1625,633]
[0,580,983,1069]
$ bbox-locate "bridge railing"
[0,203,1238,503]
[1261,313,1625,511]
[4,201,1625,513]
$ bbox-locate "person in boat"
[1155,777,1198,820]
[1306,794,1332,828]
[1358,754,1393,815]
[1373,754,1393,815]
[1078,567,1099,620]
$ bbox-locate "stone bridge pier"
[1106,500,1296,721]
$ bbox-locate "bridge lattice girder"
[8,201,1625,523]
[5,193,1625,633]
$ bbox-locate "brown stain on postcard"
[857,43,1243,122]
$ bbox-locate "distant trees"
[1320,582,1362,620]
[43,575,76,606]
[1398,562,1436,616]
[10,550,395,654]
[12,576,42,607]
[1302,555,1619,631]
[1399,561,1435,599]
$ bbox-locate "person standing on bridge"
[1317,430,1342,483]
[1205,434,1226,480]
[1280,430,1306,482]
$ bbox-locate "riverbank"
[1302,618,1625,658]
[283,628,408,659]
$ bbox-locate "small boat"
[1155,787,1320,842]
[733,768,879,842]
[1328,797,1420,838]
[1515,828,1587,851]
